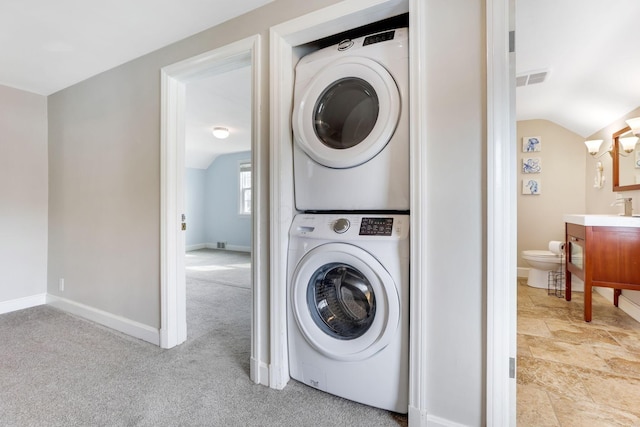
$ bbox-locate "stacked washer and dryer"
[287,28,410,413]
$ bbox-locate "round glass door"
[293,56,400,169]
[314,78,379,150]
[307,262,376,340]
[291,243,399,361]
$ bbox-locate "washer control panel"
[291,214,409,240]
[359,217,394,236]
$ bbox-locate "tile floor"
[517,279,640,426]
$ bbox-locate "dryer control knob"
[333,218,350,234]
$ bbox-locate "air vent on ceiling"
[516,70,549,87]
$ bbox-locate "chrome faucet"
[612,197,633,216]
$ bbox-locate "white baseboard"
[187,243,250,253]
[250,357,270,387]
[517,267,529,278]
[426,415,471,427]
[407,407,471,427]
[186,243,206,251]
[46,295,160,345]
[408,405,427,427]
[205,243,251,253]
[0,293,47,315]
[619,296,640,323]
[594,287,640,323]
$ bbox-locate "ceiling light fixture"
[212,127,230,139]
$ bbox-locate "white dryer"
[287,213,409,413]
[292,28,409,211]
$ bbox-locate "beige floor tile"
[544,318,620,348]
[517,280,640,427]
[579,372,640,417]
[519,316,553,338]
[594,346,640,380]
[517,355,591,401]
[550,394,640,427]
[518,335,533,357]
[608,329,640,353]
[528,338,611,372]
[516,384,559,427]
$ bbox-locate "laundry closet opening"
[285,12,410,414]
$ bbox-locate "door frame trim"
[159,34,267,385]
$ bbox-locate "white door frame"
[160,35,267,384]
[486,0,516,424]
[270,0,514,425]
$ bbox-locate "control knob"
[333,218,350,234]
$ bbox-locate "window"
[239,161,251,215]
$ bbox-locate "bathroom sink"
[564,214,640,227]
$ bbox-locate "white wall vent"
[516,70,549,87]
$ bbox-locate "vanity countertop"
[564,214,640,228]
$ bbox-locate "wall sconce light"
[212,126,230,139]
[584,139,611,158]
[619,136,639,154]
[625,117,640,137]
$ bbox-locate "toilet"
[521,247,585,292]
[521,250,564,289]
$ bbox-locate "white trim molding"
[619,295,640,324]
[47,295,159,345]
[486,0,516,425]
[408,0,428,425]
[0,293,47,315]
[160,34,266,386]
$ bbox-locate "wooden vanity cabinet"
[565,223,640,322]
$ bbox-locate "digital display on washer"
[363,30,395,46]
[359,217,394,236]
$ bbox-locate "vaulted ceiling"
[2,0,638,157]
[0,0,272,95]
[516,0,640,137]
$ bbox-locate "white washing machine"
[287,213,409,413]
[292,28,409,211]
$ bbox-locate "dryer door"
[290,243,400,361]
[293,56,401,169]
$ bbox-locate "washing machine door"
[290,243,400,361]
[293,56,401,169]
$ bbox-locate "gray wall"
[44,0,487,424]
[423,1,484,422]
[0,85,48,306]
[45,0,342,353]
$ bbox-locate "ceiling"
[185,66,251,169]
[2,0,639,161]
[516,0,640,137]
[0,0,272,95]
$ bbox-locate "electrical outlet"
[59,278,64,292]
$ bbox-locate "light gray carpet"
[0,249,407,426]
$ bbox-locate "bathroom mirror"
[613,126,640,191]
